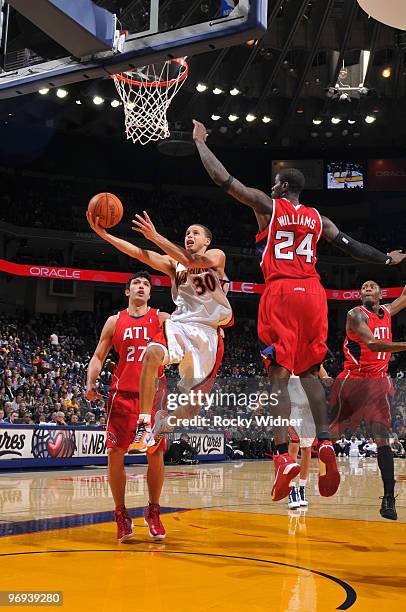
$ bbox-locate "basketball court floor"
[1,459,404,611]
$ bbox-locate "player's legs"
[132,344,166,451]
[372,422,396,520]
[108,447,127,508]
[300,367,340,497]
[144,447,166,539]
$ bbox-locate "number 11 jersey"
[256,197,323,282]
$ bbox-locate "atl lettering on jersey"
[111,308,161,393]
[343,305,392,377]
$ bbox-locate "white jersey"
[170,262,232,328]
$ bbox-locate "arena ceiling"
[1,0,406,150]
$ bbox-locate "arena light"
[110,99,121,108]
[246,113,256,122]
[75,99,82,105]
[56,88,68,98]
[228,114,239,122]
[93,96,104,105]
[213,87,223,95]
[365,115,376,124]
[312,118,323,125]
[38,88,49,95]
[331,116,341,124]
[196,83,208,92]
[230,87,241,96]
[262,115,272,123]
[211,114,221,121]
[382,66,392,78]
[348,119,356,124]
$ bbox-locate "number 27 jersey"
[111,308,161,393]
[256,197,323,282]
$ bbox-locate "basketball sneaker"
[114,506,134,542]
[288,485,300,509]
[272,453,301,502]
[298,486,308,507]
[144,502,166,539]
[380,495,397,521]
[318,440,340,496]
[129,419,155,453]
[147,432,166,455]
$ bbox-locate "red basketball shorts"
[258,278,328,374]
[330,371,394,434]
[106,389,165,451]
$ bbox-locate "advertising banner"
[368,159,406,191]
[0,258,403,301]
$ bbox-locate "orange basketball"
[88,192,123,228]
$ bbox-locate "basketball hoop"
[112,58,189,146]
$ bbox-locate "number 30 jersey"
[171,263,233,329]
[110,307,162,393]
[256,197,323,282]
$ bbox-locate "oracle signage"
[368,159,406,191]
[29,267,81,279]
[0,258,403,301]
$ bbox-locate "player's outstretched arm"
[132,211,226,271]
[321,215,406,266]
[86,315,116,400]
[387,284,406,316]
[86,211,175,277]
[192,120,273,215]
[347,309,406,353]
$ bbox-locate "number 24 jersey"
[256,197,323,282]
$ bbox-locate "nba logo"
[221,0,237,16]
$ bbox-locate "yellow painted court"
[1,459,405,611]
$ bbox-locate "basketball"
[88,192,123,228]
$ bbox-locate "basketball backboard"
[0,0,267,99]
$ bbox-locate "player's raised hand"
[387,250,406,265]
[132,211,159,242]
[192,119,208,143]
[86,211,107,238]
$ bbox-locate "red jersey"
[256,197,323,282]
[343,304,392,377]
[110,307,161,393]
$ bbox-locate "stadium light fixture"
[262,115,272,124]
[230,87,241,96]
[365,115,376,124]
[228,114,239,122]
[213,87,224,95]
[382,67,392,78]
[56,88,68,98]
[38,88,49,95]
[110,99,120,108]
[75,99,82,105]
[93,96,104,105]
[246,113,256,122]
[348,119,356,125]
[312,118,323,125]
[196,83,208,92]
[331,116,341,124]
[211,114,221,121]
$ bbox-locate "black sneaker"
[298,486,308,507]
[380,495,397,521]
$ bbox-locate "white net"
[113,58,189,146]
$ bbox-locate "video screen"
[327,161,365,189]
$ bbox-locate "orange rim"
[112,58,189,88]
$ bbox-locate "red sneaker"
[114,506,134,542]
[318,440,340,497]
[272,453,301,501]
[144,503,166,540]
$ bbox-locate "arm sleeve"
[331,232,391,264]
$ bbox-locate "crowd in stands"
[1,311,406,460]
